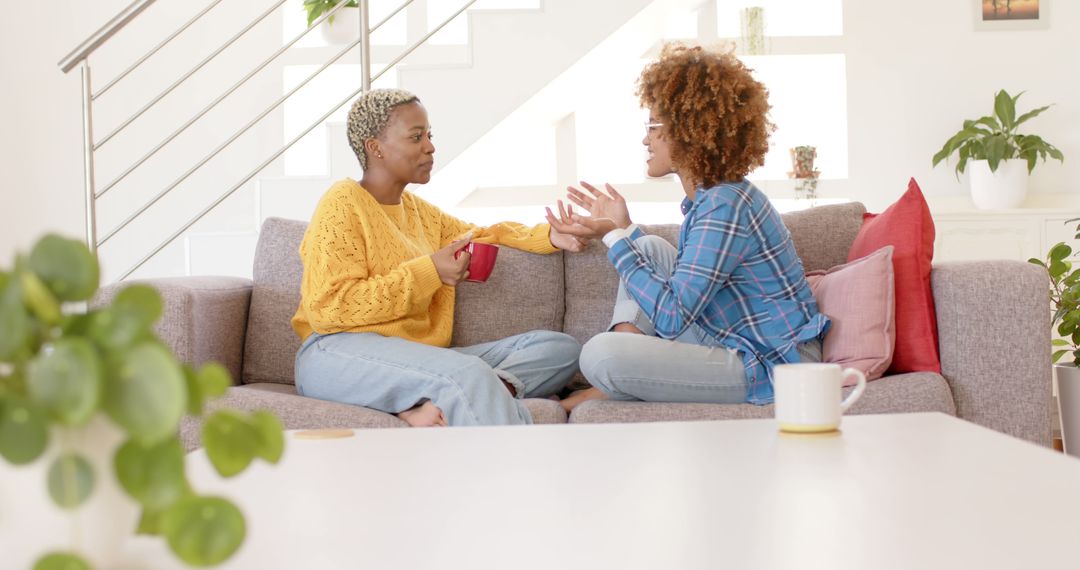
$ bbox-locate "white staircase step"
[185,232,260,279]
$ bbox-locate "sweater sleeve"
[432,202,557,254]
[297,190,443,334]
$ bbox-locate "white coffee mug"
[774,363,867,433]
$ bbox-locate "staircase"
[68,0,709,283]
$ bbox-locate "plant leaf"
[89,284,163,350]
[47,453,95,510]
[103,342,187,446]
[1014,104,1051,128]
[1051,243,1073,262]
[20,270,61,325]
[115,438,186,510]
[27,235,99,302]
[0,272,32,361]
[163,496,246,566]
[33,552,92,570]
[994,89,1016,131]
[197,363,232,401]
[27,338,102,426]
[0,395,49,464]
[251,410,285,464]
[202,409,259,477]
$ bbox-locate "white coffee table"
[129,412,1080,569]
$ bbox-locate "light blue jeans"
[295,330,580,426]
[580,234,821,403]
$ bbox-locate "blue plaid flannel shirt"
[606,178,830,404]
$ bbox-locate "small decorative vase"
[967,158,1029,209]
[788,146,820,200]
[320,6,360,45]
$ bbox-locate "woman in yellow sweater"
[291,88,583,427]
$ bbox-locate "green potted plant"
[1029,219,1080,457]
[0,234,284,569]
[932,89,1063,210]
[303,0,359,44]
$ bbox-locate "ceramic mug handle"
[839,368,867,413]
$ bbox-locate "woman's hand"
[566,181,632,229]
[547,219,589,252]
[431,235,472,286]
[545,199,616,242]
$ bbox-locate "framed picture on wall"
[974,0,1049,30]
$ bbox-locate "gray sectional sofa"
[96,202,1052,449]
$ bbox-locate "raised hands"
[431,235,472,286]
[568,182,632,229]
[545,182,632,242]
[547,220,590,252]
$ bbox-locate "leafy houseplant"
[932,89,1063,177]
[1029,219,1080,365]
[0,235,284,569]
[303,0,357,27]
[1030,220,1080,456]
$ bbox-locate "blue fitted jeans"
[580,234,821,403]
[295,330,580,426]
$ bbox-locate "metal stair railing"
[59,0,479,281]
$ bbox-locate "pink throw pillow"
[806,245,896,382]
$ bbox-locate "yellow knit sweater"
[291,179,557,346]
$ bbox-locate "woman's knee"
[580,333,631,388]
[633,234,675,255]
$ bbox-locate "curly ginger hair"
[636,44,774,187]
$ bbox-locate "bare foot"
[559,387,608,414]
[612,322,644,334]
[397,401,448,427]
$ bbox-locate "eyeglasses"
[644,121,665,136]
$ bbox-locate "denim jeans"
[295,330,580,426]
[580,234,822,403]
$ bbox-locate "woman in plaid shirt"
[549,44,831,412]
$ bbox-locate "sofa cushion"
[179,383,407,451]
[782,201,868,272]
[806,245,895,381]
[243,218,308,385]
[847,179,940,375]
[243,217,568,385]
[451,248,565,347]
[567,372,955,423]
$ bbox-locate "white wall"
[0,0,105,263]
[0,0,285,280]
[2,0,1078,272]
[844,0,1079,211]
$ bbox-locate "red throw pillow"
[847,178,940,374]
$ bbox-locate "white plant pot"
[320,6,360,45]
[967,158,1029,210]
[1057,364,1080,458]
[0,415,141,568]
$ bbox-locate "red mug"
[455,242,499,282]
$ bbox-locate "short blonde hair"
[346,88,420,169]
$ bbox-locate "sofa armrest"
[932,261,1051,446]
[94,276,253,383]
